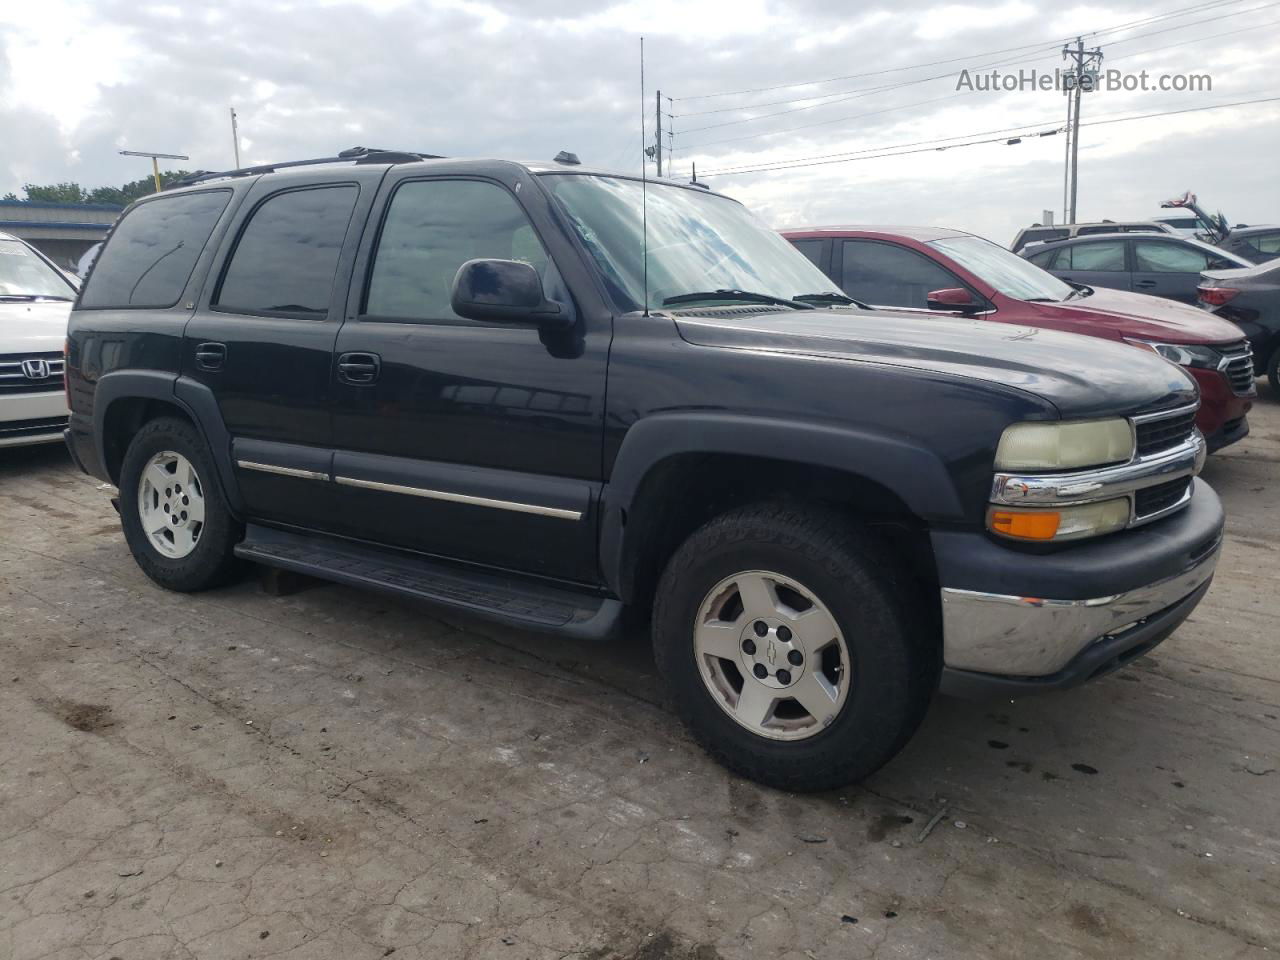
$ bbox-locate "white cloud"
[0,0,1275,244]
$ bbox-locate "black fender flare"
[598,412,966,598]
[93,371,242,513]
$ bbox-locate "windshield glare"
[0,239,75,299]
[929,235,1074,302]
[544,174,841,311]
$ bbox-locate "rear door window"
[214,185,358,318]
[1063,241,1126,271]
[1133,241,1209,273]
[79,189,231,308]
[839,240,959,309]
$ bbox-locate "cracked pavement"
[2,393,1278,959]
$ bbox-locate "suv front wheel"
[119,416,242,591]
[653,503,935,792]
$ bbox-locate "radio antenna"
[640,36,650,317]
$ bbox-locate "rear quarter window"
[79,189,231,308]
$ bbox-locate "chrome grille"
[0,352,65,394]
[1219,341,1255,396]
[1134,408,1197,458]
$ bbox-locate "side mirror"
[926,287,980,313]
[450,259,570,329]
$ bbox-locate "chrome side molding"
[236,460,329,481]
[333,475,583,520]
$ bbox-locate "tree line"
[2,171,191,206]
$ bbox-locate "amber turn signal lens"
[988,509,1062,541]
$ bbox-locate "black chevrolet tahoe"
[64,149,1224,791]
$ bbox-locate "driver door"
[327,174,609,583]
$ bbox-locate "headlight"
[1127,339,1221,370]
[995,419,1134,471]
[988,499,1130,542]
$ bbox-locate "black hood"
[673,308,1198,419]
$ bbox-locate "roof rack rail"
[167,147,445,189]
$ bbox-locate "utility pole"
[1061,37,1103,224]
[230,107,242,168]
[119,150,190,193]
[655,89,663,177]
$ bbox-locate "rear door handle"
[195,342,226,371]
[1135,280,1157,288]
[337,351,381,385]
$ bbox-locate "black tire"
[652,502,936,792]
[1267,348,1279,396]
[119,416,242,592]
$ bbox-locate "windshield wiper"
[1064,285,1093,301]
[0,294,74,302]
[662,289,814,310]
[793,292,871,309]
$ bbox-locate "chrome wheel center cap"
[739,617,805,689]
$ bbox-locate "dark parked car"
[783,227,1254,451]
[1020,232,1252,304]
[1199,258,1280,392]
[1219,225,1280,264]
[66,151,1223,791]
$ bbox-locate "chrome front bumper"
[940,536,1220,678]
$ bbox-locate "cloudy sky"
[2,0,1277,243]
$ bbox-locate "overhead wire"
[673,0,1249,103]
[699,95,1280,176]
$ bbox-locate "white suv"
[1,231,76,448]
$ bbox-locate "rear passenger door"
[1132,239,1223,303]
[1053,240,1130,292]
[183,171,381,529]
[837,239,974,312]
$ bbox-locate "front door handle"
[195,342,226,371]
[1135,279,1157,288]
[337,352,381,385]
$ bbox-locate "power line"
[673,0,1248,103]
[680,15,1279,153]
[700,95,1280,177]
[676,0,1280,135]
[677,46,1063,135]
[686,92,972,149]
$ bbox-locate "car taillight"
[1197,286,1239,307]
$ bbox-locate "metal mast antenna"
[655,89,663,177]
[230,107,242,168]
[640,37,650,317]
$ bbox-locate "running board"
[234,524,622,640]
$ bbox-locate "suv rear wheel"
[652,503,935,792]
[119,417,242,591]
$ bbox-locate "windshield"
[0,239,76,299]
[544,174,842,311]
[929,235,1075,302]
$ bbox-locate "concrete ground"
[1,393,1277,960]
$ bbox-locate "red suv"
[783,227,1255,451]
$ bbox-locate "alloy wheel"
[137,450,206,559]
[693,569,850,741]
